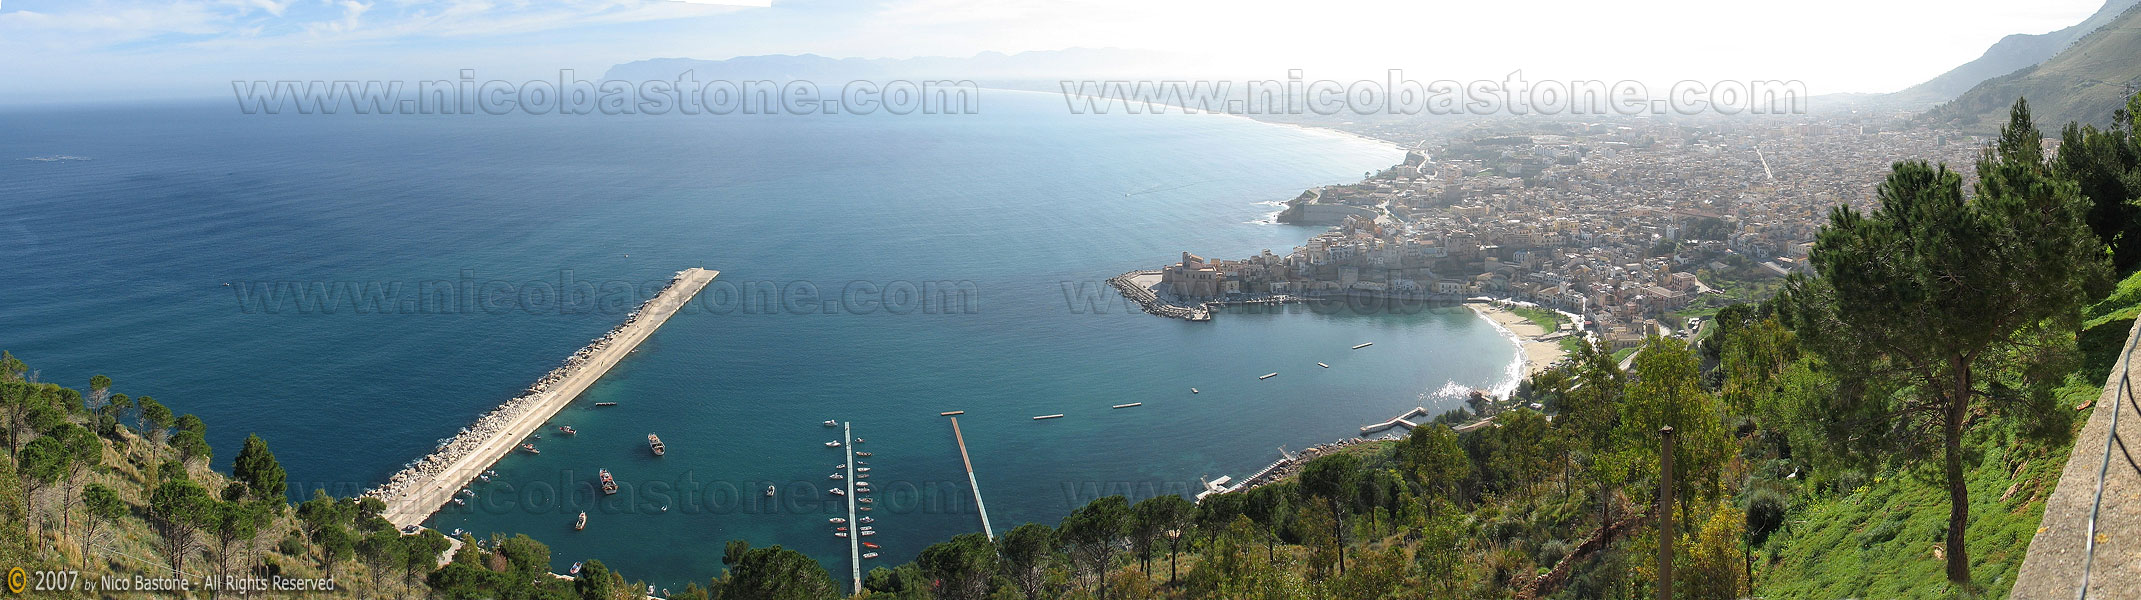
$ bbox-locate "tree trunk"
[1944,359,1972,584]
[1331,498,1346,576]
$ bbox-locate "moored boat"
[863,542,880,549]
[855,451,871,457]
[825,441,842,448]
[569,562,582,576]
[829,473,845,480]
[575,512,587,531]
[522,443,539,454]
[862,552,879,559]
[599,469,618,495]
[828,488,845,496]
[557,426,576,435]
[829,517,846,524]
[595,402,618,407]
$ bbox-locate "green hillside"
[1925,3,2141,132]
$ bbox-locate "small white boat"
[830,517,847,524]
[823,420,838,427]
[856,467,870,472]
[569,562,582,575]
[858,516,873,524]
[835,464,846,469]
[858,498,874,504]
[1318,362,1329,368]
[862,552,879,559]
[828,488,845,496]
[829,473,845,480]
[1190,388,1199,394]
[825,441,842,448]
[451,498,465,506]
[1259,372,1278,380]
[859,530,876,536]
[835,532,848,538]
[765,486,776,497]
[1352,342,1374,349]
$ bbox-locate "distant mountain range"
[1920,1,2141,132]
[1888,0,2139,106]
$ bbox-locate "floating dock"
[1352,342,1374,349]
[1259,373,1278,380]
[1033,414,1065,420]
[1112,402,1142,409]
[374,268,720,530]
[947,417,996,539]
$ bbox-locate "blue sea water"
[0,90,1517,589]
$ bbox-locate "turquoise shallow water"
[0,91,1516,588]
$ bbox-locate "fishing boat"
[823,420,838,427]
[647,433,665,456]
[557,426,576,435]
[595,402,618,407]
[599,469,618,495]
[569,562,583,576]
[825,441,842,448]
[574,512,587,531]
[863,542,880,549]
[828,488,845,496]
[829,517,846,524]
[862,552,879,559]
[855,451,872,457]
[522,443,539,454]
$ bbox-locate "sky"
[0,0,2114,105]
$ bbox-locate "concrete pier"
[374,268,719,529]
[844,422,861,592]
[948,417,995,540]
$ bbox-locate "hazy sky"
[0,0,2111,104]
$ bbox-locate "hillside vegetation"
[1926,3,2141,132]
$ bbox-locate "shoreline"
[1466,301,1571,379]
[370,267,719,529]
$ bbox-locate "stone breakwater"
[1107,270,1212,321]
[367,268,719,529]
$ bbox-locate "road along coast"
[369,268,720,529]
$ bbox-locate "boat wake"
[23,155,92,162]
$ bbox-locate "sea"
[0,90,1519,589]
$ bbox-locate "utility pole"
[1659,426,1675,600]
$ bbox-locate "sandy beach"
[373,267,719,529]
[1469,302,1571,376]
